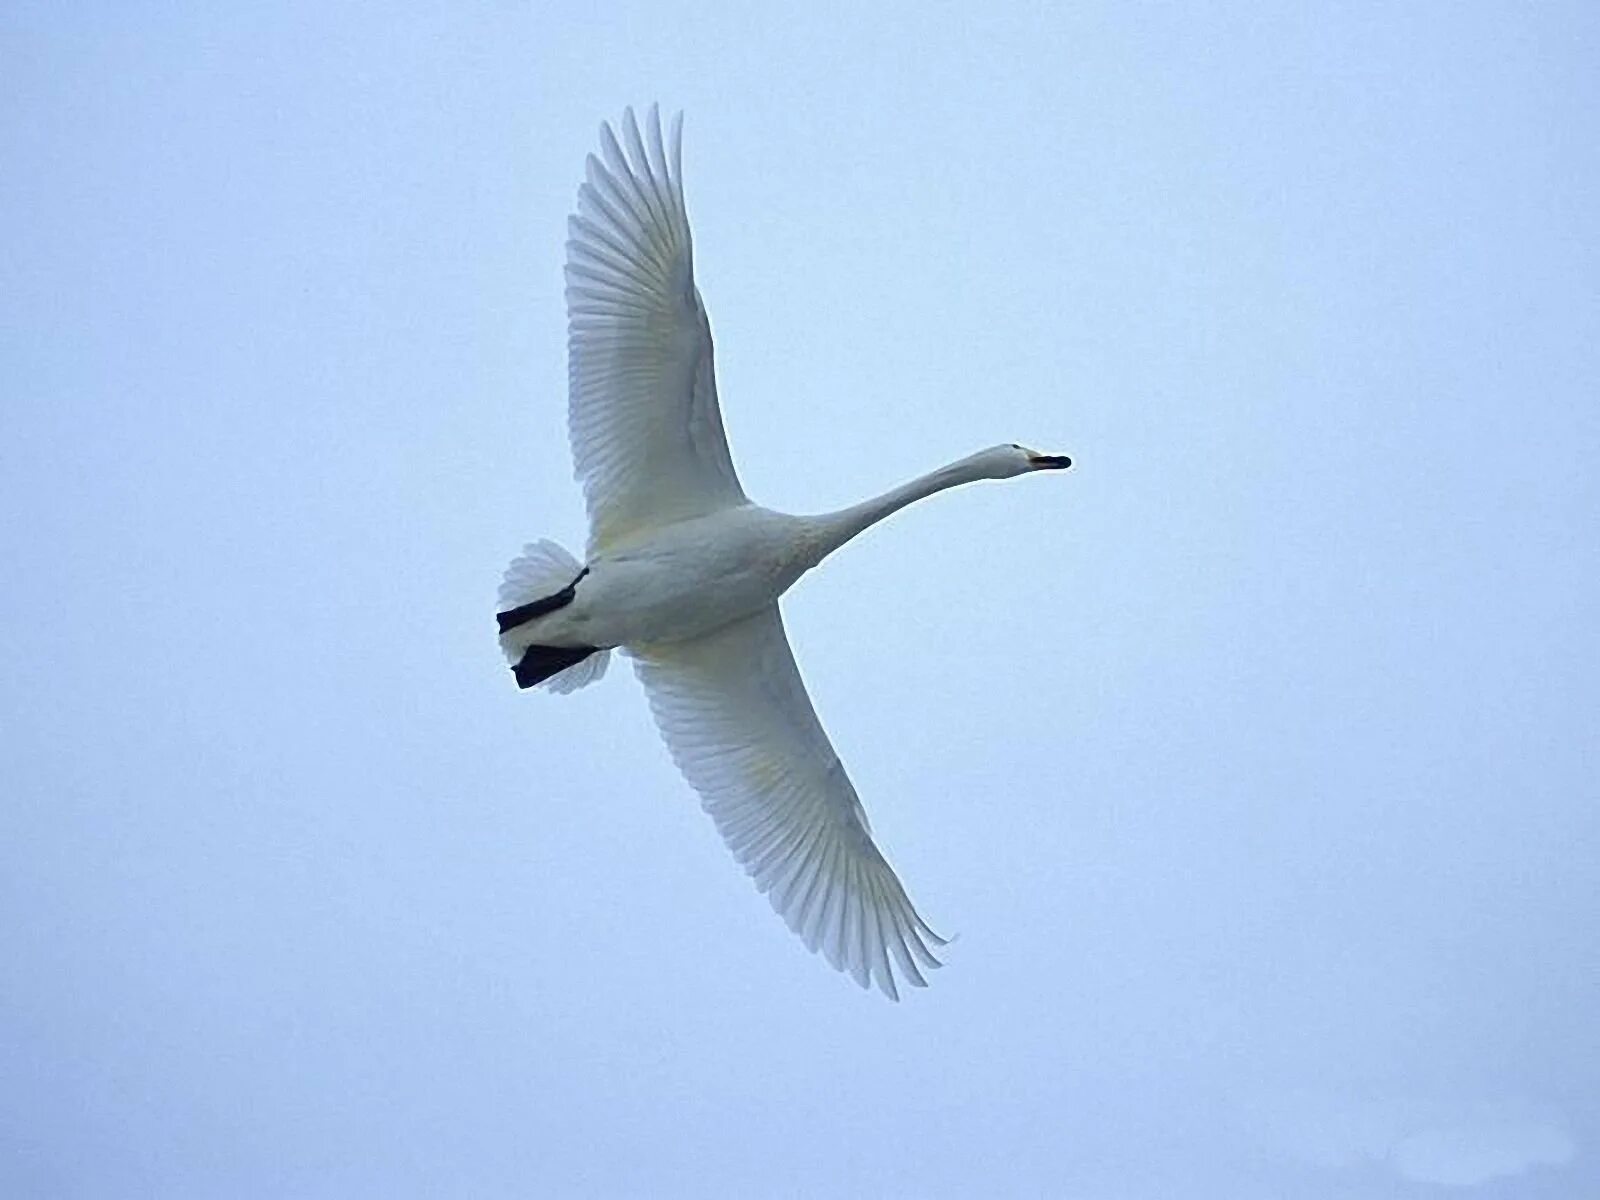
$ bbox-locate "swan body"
[501,506,811,654]
[501,444,1046,655]
[499,107,1070,998]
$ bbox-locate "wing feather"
[567,106,745,552]
[632,608,946,999]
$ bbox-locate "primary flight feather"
[499,106,1071,999]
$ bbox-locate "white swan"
[499,106,1071,999]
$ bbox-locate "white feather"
[633,609,946,999]
[566,105,745,555]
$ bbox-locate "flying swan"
[498,106,1071,999]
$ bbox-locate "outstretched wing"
[632,608,947,999]
[566,106,746,554]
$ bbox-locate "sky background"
[3,3,1597,1197]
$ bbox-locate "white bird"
[499,106,1071,999]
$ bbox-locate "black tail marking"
[497,567,589,634]
[513,644,598,690]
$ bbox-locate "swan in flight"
[499,106,1071,999]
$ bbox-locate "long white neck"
[807,453,996,563]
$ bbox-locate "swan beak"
[1028,454,1072,470]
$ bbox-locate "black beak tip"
[1029,454,1073,470]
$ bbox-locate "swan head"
[973,443,1073,479]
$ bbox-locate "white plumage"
[500,106,1071,999]
[566,108,743,554]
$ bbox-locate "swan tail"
[497,540,611,694]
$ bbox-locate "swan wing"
[632,607,946,999]
[566,106,746,554]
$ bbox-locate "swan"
[498,106,1071,999]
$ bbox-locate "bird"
[499,106,1071,999]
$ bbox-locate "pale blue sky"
[3,3,1597,1197]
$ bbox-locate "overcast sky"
[3,3,1597,1197]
